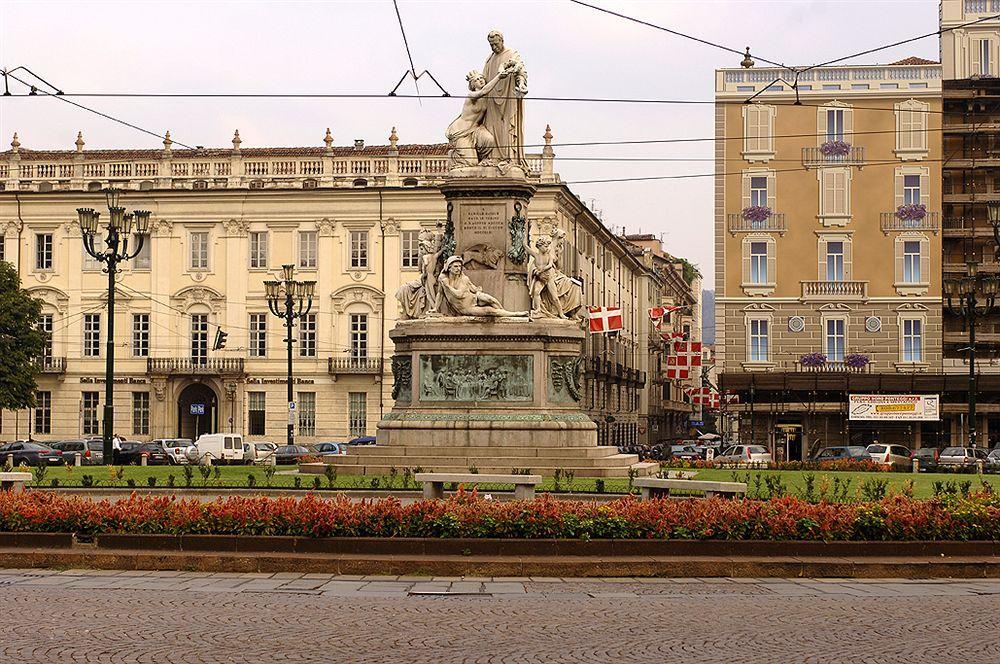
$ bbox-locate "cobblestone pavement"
[1,570,999,663]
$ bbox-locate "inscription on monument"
[460,205,505,243]
[419,354,533,402]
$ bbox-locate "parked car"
[114,442,170,465]
[910,447,941,472]
[715,445,772,467]
[0,441,65,467]
[152,438,195,465]
[309,442,347,455]
[987,448,1000,473]
[811,446,872,463]
[348,435,376,445]
[669,444,701,461]
[50,439,104,465]
[186,434,246,465]
[938,446,989,470]
[272,445,312,465]
[865,444,911,469]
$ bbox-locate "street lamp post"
[265,265,315,448]
[77,189,151,465]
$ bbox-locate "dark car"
[273,445,312,465]
[114,442,170,465]
[50,439,104,465]
[670,444,701,461]
[0,441,65,467]
[911,447,940,472]
[811,446,873,463]
[348,436,376,446]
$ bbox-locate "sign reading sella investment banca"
[848,395,940,421]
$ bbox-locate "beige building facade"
[0,129,662,447]
[716,60,945,455]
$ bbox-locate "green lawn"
[20,464,1000,501]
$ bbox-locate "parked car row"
[809,444,1000,472]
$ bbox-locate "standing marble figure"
[481,30,528,171]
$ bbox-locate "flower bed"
[1,491,999,541]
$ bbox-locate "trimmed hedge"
[2,491,1000,541]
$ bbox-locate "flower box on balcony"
[800,352,828,367]
[895,203,927,222]
[820,140,852,157]
[741,205,772,223]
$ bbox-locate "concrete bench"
[634,477,746,500]
[0,472,33,493]
[415,473,542,500]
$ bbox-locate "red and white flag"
[666,355,689,380]
[648,305,683,329]
[672,341,703,366]
[660,330,686,342]
[588,306,623,334]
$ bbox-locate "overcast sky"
[0,0,941,288]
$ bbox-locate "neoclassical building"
[0,128,676,446]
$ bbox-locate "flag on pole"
[660,330,686,342]
[672,341,703,366]
[588,306,623,334]
[666,355,690,380]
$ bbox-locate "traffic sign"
[190,403,205,416]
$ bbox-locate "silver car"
[938,446,989,469]
[715,445,772,467]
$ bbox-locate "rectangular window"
[82,241,101,271]
[749,319,769,362]
[132,234,151,270]
[35,391,51,435]
[981,39,992,76]
[132,392,150,435]
[749,176,768,209]
[248,392,265,435]
[401,230,420,268]
[82,391,100,435]
[191,314,209,365]
[349,392,367,437]
[249,313,267,358]
[298,392,316,437]
[350,230,368,269]
[821,169,850,217]
[350,313,368,360]
[39,314,53,360]
[298,313,316,358]
[903,174,921,206]
[903,240,922,283]
[0,236,4,262]
[744,104,773,155]
[903,319,923,362]
[249,231,268,269]
[826,109,845,142]
[132,314,149,358]
[83,314,101,357]
[298,231,318,269]
[189,231,209,270]
[825,319,846,362]
[35,233,53,270]
[749,242,768,284]
[826,241,845,281]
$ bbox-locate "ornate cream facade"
[0,129,667,446]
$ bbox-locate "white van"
[187,434,246,465]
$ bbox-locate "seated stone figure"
[446,66,512,170]
[396,225,445,319]
[434,256,526,318]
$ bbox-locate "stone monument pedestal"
[326,318,655,478]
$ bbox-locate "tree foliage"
[0,262,48,410]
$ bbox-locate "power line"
[391,0,420,98]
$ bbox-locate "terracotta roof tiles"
[1,143,449,161]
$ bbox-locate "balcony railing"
[34,356,66,374]
[880,211,940,233]
[793,360,874,374]
[147,357,246,375]
[801,146,866,168]
[726,212,787,234]
[801,280,868,301]
[328,357,384,374]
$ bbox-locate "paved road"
[1,570,998,663]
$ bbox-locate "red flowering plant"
[2,490,1000,541]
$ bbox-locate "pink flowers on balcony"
[820,140,852,157]
[800,352,828,367]
[844,354,871,369]
[741,205,773,223]
[895,203,927,222]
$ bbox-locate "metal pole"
[969,298,978,448]
[103,250,116,465]
[285,287,294,448]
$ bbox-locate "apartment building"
[715,60,945,457]
[0,128,659,446]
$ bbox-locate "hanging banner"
[848,394,940,421]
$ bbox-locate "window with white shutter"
[741,234,776,295]
[894,233,930,295]
[742,104,776,162]
[817,102,853,146]
[898,316,925,365]
[817,233,853,281]
[894,99,929,160]
[818,168,851,224]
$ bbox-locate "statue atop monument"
[524,223,585,321]
[446,30,528,177]
[434,256,527,318]
[396,224,446,320]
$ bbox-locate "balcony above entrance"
[147,358,245,376]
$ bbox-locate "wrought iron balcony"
[800,280,868,301]
[146,357,246,375]
[34,356,66,374]
[801,146,865,168]
[726,212,786,234]
[793,360,874,374]
[880,211,940,233]
[328,357,384,374]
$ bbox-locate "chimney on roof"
[75,131,85,153]
[354,139,364,150]
[10,132,20,154]
[323,127,333,153]
[232,129,242,152]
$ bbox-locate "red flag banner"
[588,306,623,334]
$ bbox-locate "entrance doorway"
[177,383,219,440]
